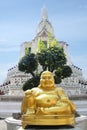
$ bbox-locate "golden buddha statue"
[21,71,76,128]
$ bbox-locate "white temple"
[0,7,87,97]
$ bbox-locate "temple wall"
[0,95,22,118]
[0,95,87,118]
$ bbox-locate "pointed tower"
[30,7,55,54]
[36,6,54,36]
[20,7,55,58]
[20,7,72,66]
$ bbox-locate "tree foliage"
[22,74,40,91]
[37,39,47,52]
[37,46,72,84]
[54,65,72,84]
[18,45,72,91]
[50,39,58,47]
[18,53,38,77]
[37,47,67,72]
[47,33,58,47]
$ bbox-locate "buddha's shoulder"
[25,87,40,95]
[55,86,64,92]
[24,89,31,95]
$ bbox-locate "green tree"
[47,33,58,47]
[37,47,67,72]
[18,53,38,77]
[62,65,72,78]
[54,65,72,84]
[18,47,72,91]
[37,39,46,52]
[50,39,58,47]
[22,74,40,91]
[37,47,72,84]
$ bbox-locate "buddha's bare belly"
[36,94,58,107]
[35,93,71,114]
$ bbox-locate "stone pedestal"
[5,117,21,130]
[5,116,87,130]
[76,117,87,130]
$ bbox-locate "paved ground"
[0,120,7,130]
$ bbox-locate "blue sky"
[0,0,87,84]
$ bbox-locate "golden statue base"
[22,114,75,128]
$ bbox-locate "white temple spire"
[41,6,48,20]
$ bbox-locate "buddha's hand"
[60,97,70,104]
[61,98,76,113]
[25,90,35,107]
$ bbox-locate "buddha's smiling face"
[40,71,55,89]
